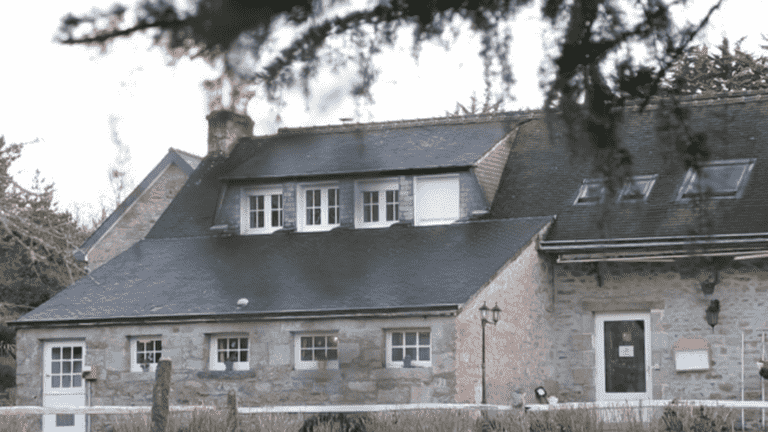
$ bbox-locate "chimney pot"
[206,110,254,157]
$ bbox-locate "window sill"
[196,370,256,380]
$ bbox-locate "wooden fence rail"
[2,400,768,415]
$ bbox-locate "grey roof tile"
[18,217,552,324]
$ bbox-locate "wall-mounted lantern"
[705,300,720,333]
[480,302,501,404]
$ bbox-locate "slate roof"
[75,148,202,260]
[489,91,768,248]
[17,217,551,325]
[221,113,537,180]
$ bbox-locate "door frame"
[595,312,652,402]
[42,340,87,432]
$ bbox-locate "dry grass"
[0,405,758,432]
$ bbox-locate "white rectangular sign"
[618,345,634,357]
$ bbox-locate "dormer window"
[677,159,755,201]
[241,186,283,234]
[574,179,605,205]
[297,183,341,232]
[414,174,460,226]
[618,175,657,202]
[355,179,400,228]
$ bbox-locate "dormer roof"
[221,112,539,180]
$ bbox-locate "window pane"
[419,348,430,361]
[301,337,313,348]
[63,347,71,359]
[137,341,145,351]
[314,190,321,204]
[392,332,403,346]
[314,337,326,348]
[52,376,60,388]
[156,353,161,361]
[138,353,145,364]
[329,189,337,206]
[73,347,82,359]
[52,362,60,374]
[250,196,258,210]
[156,340,162,351]
[306,190,314,206]
[218,352,227,362]
[327,336,338,347]
[63,362,71,374]
[218,339,227,350]
[313,209,321,225]
[240,351,247,362]
[73,375,82,388]
[301,350,313,361]
[315,350,327,360]
[52,347,60,360]
[240,338,248,349]
[405,348,417,361]
[419,332,430,345]
[62,375,71,388]
[56,414,75,427]
[405,332,417,345]
[392,348,403,361]
[229,339,238,349]
[327,349,338,360]
[364,206,371,222]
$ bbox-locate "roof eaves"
[219,165,476,182]
[10,304,461,328]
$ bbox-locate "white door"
[595,313,652,414]
[42,341,86,432]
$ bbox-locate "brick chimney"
[206,110,254,157]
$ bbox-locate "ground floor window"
[209,335,249,371]
[294,333,339,370]
[386,330,431,368]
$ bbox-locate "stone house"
[75,147,202,271]
[11,92,768,432]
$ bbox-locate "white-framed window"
[294,333,339,370]
[130,337,163,373]
[618,175,657,202]
[413,174,460,226]
[574,178,605,205]
[354,179,400,228]
[677,159,755,201]
[297,183,341,232]
[241,186,283,234]
[209,335,249,371]
[386,330,431,368]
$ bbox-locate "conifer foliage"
[0,137,88,309]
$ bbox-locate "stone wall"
[455,223,556,406]
[16,315,456,414]
[551,259,768,403]
[87,163,190,271]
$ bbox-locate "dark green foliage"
[0,365,14,390]
[299,413,368,432]
[0,136,88,311]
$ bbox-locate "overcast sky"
[0,0,764,225]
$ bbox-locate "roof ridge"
[275,110,544,136]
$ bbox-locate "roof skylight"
[677,159,755,200]
[618,175,657,202]
[574,179,605,205]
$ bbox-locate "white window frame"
[240,186,284,234]
[354,179,400,228]
[297,183,341,232]
[386,329,432,368]
[209,335,250,371]
[574,178,605,205]
[617,175,657,203]
[676,159,755,201]
[129,336,163,373]
[294,333,340,370]
[413,174,460,226]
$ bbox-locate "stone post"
[151,358,172,432]
[226,390,238,432]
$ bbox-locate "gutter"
[540,233,768,252]
[9,304,460,329]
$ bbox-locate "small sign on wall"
[673,338,710,371]
[619,345,634,357]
